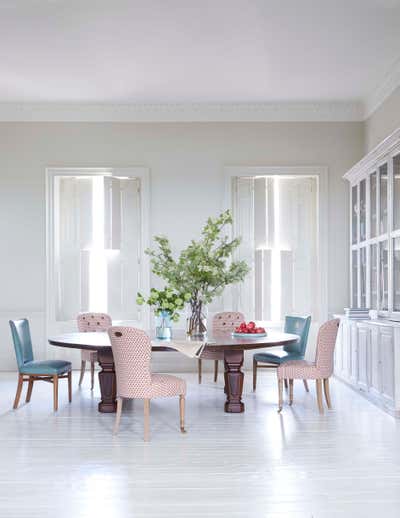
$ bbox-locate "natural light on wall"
[89,176,108,313]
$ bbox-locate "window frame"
[224,166,328,324]
[45,167,150,337]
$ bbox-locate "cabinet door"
[342,321,351,380]
[368,326,381,395]
[357,325,369,391]
[334,321,343,375]
[350,323,358,383]
[380,328,395,404]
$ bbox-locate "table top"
[48,330,299,352]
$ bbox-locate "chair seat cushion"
[199,349,224,360]
[20,360,72,375]
[277,360,320,380]
[81,349,98,362]
[254,348,304,365]
[148,374,186,398]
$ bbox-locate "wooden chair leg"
[113,397,123,435]
[78,360,86,386]
[303,379,310,392]
[316,379,324,414]
[289,379,294,405]
[284,378,288,390]
[26,377,34,403]
[179,395,186,433]
[278,379,283,412]
[13,374,24,409]
[323,378,332,409]
[68,371,72,403]
[90,361,95,391]
[198,359,202,384]
[144,399,150,442]
[253,358,257,391]
[214,360,218,383]
[53,375,59,412]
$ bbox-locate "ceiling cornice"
[0,101,364,123]
[363,57,400,120]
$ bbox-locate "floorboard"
[0,370,400,517]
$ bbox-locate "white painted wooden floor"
[1,370,400,518]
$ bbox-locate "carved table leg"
[97,348,117,413]
[224,349,245,413]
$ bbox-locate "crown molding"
[0,101,364,123]
[344,126,400,183]
[363,57,400,120]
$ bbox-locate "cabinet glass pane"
[352,250,358,307]
[359,179,366,241]
[394,238,400,311]
[370,244,377,309]
[370,172,377,238]
[379,240,389,310]
[393,155,400,230]
[352,185,358,244]
[379,164,388,235]
[360,247,366,308]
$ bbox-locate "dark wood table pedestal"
[224,350,244,413]
[97,349,117,413]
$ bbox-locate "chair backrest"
[9,319,34,372]
[212,312,245,333]
[108,326,152,398]
[315,319,340,378]
[77,313,112,332]
[283,315,311,356]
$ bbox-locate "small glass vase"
[155,310,172,340]
[186,302,208,339]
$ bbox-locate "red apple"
[247,321,256,330]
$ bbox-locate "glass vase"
[155,310,172,340]
[186,301,208,339]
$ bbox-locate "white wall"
[0,121,363,371]
[365,86,400,152]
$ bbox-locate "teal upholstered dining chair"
[252,315,311,392]
[9,319,72,411]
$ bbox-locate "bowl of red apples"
[232,321,267,338]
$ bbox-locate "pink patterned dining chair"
[198,312,245,384]
[108,326,187,441]
[77,313,112,389]
[277,319,339,414]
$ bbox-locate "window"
[231,170,324,322]
[46,168,149,328]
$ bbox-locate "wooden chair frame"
[13,371,72,412]
[197,358,220,384]
[253,358,309,392]
[113,395,186,441]
[278,377,331,414]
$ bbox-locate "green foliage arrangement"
[136,288,189,322]
[145,210,249,335]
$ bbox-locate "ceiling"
[1,0,400,119]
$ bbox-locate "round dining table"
[48,330,299,414]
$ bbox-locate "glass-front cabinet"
[345,134,400,315]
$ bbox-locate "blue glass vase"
[155,311,172,340]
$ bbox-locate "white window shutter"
[233,176,255,318]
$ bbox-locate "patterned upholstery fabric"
[200,311,245,360]
[77,313,112,332]
[108,326,186,399]
[77,313,112,362]
[277,319,339,380]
